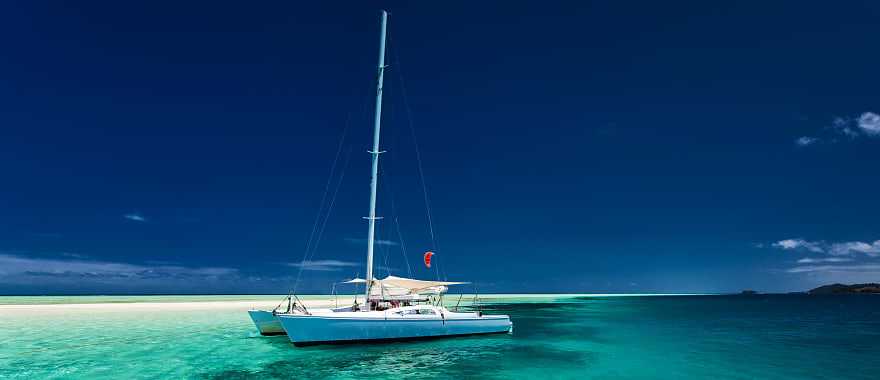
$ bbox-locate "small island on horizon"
[808,283,880,295]
[735,283,880,295]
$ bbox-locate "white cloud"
[796,257,853,264]
[775,238,880,281]
[123,213,147,222]
[831,117,858,137]
[823,112,880,139]
[286,260,359,271]
[829,240,880,257]
[799,112,880,144]
[773,239,825,253]
[344,238,399,246]
[60,252,88,259]
[857,112,880,136]
[795,136,818,146]
[787,264,880,274]
[0,253,238,284]
[772,238,880,257]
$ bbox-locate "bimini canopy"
[345,276,467,297]
[344,276,466,290]
[377,276,467,291]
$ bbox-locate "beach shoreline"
[0,299,342,315]
[0,293,707,315]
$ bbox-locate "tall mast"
[364,10,388,308]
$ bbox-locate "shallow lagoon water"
[2,294,879,379]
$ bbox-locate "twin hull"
[277,314,512,346]
[247,310,284,336]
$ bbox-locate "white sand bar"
[0,293,704,316]
[0,297,355,316]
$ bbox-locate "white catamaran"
[248,10,512,346]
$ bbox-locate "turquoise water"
[2,295,879,379]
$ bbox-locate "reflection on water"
[202,301,596,379]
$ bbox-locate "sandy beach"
[0,293,705,317]
[0,296,355,316]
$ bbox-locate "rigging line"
[289,112,352,293]
[381,227,392,277]
[303,145,354,260]
[295,144,354,281]
[386,165,413,278]
[390,35,439,252]
[306,115,351,252]
[390,34,441,281]
[381,46,394,279]
[292,145,354,293]
[394,216,413,277]
[375,191,388,276]
[380,205,393,277]
[379,134,413,277]
[434,248,441,281]
[379,177,395,278]
[289,70,374,294]
[386,68,412,280]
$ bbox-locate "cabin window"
[417,309,436,315]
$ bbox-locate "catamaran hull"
[278,315,512,346]
[248,310,285,336]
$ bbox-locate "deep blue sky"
[2,1,879,294]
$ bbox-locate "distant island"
[808,283,880,294]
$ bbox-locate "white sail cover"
[378,276,467,291]
[345,276,466,297]
[346,276,466,290]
